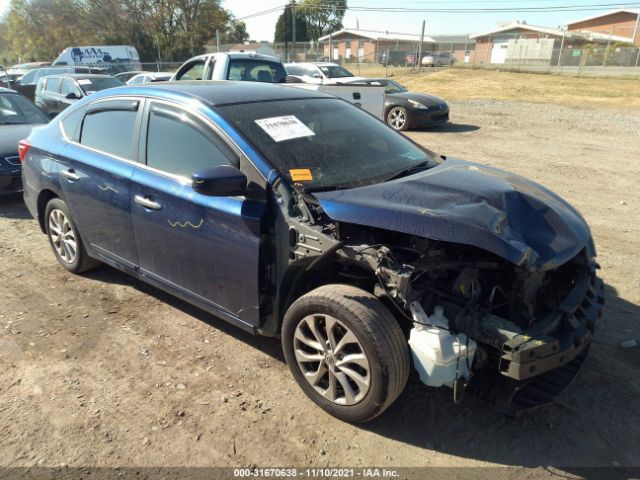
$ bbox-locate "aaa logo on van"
[71,48,113,63]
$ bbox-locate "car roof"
[47,74,116,79]
[92,81,332,106]
[187,52,282,63]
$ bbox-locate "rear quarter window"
[60,105,87,142]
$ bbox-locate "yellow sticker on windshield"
[289,169,313,182]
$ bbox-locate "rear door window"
[145,103,236,178]
[80,100,140,160]
[44,78,61,93]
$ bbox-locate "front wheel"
[282,284,410,423]
[386,106,410,131]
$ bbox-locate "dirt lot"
[1,94,639,476]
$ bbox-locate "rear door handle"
[61,169,80,181]
[134,195,162,210]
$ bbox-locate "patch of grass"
[346,65,640,108]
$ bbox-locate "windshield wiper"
[385,160,432,182]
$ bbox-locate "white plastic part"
[408,303,477,388]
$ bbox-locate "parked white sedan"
[127,72,173,84]
[284,62,365,84]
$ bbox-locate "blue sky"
[0,0,634,41]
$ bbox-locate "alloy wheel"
[48,208,77,264]
[293,314,371,405]
[388,107,407,130]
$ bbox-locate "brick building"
[565,9,640,46]
[470,20,635,65]
[318,29,435,64]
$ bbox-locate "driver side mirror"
[65,92,80,100]
[192,165,247,196]
[312,73,322,79]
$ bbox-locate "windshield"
[218,98,438,190]
[318,65,354,78]
[77,77,124,94]
[382,80,407,94]
[227,59,286,83]
[0,93,49,125]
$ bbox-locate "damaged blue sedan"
[21,81,604,423]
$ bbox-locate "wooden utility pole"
[417,20,425,71]
[292,3,296,61]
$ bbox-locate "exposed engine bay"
[278,185,605,415]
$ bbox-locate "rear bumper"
[0,169,23,194]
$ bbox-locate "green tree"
[223,17,249,44]
[0,0,241,63]
[274,1,309,43]
[299,0,346,42]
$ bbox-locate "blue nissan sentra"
[20,81,604,423]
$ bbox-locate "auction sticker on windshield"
[255,115,315,142]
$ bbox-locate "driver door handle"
[134,195,162,210]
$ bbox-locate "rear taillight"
[18,139,31,163]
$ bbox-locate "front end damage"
[336,234,605,414]
[267,158,605,415]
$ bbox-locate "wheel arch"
[274,257,380,335]
[36,189,60,233]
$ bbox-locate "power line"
[313,2,640,12]
[237,1,640,20]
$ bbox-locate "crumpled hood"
[314,158,591,271]
[0,124,35,157]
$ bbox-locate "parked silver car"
[421,52,455,67]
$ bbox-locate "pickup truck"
[171,52,384,120]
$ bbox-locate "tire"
[282,284,410,423]
[386,106,410,131]
[44,198,100,273]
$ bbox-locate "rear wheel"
[386,106,410,131]
[282,284,410,423]
[45,198,100,273]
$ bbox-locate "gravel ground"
[0,99,639,476]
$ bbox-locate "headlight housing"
[408,99,428,110]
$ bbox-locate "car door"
[130,101,264,326]
[58,98,142,269]
[41,77,61,114]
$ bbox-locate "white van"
[52,45,142,73]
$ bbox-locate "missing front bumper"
[498,269,604,382]
[477,266,605,415]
